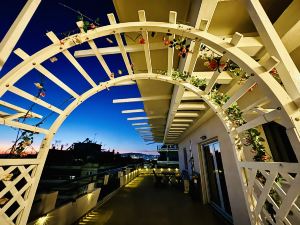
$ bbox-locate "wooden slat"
[178,103,206,110]
[204,54,229,94]
[0,0,41,70]
[0,117,49,134]
[46,31,97,87]
[168,11,177,76]
[74,42,166,57]
[113,95,171,103]
[88,40,112,79]
[0,100,42,119]
[9,86,63,114]
[163,86,185,142]
[236,110,280,133]
[192,71,233,84]
[222,78,257,110]
[122,109,144,114]
[127,116,166,121]
[107,13,133,75]
[138,10,152,73]
[14,48,79,98]
[132,122,148,126]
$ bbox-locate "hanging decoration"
[166,37,191,58]
[106,37,113,44]
[49,57,58,63]
[139,37,145,44]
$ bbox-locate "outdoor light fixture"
[200,135,207,140]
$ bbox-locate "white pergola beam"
[113,95,171,103]
[192,71,232,84]
[121,109,144,114]
[175,112,199,118]
[138,10,152,73]
[240,0,300,105]
[87,40,112,79]
[9,86,63,114]
[74,42,166,58]
[173,119,194,123]
[0,118,48,134]
[182,91,199,101]
[167,11,177,76]
[178,103,207,111]
[46,31,97,87]
[4,112,26,121]
[0,100,42,119]
[222,78,257,110]
[132,122,148,126]
[236,110,281,133]
[0,0,41,70]
[171,124,190,127]
[204,54,229,94]
[107,13,133,75]
[194,0,219,30]
[163,85,185,142]
[127,116,166,121]
[14,48,79,98]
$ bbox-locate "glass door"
[202,141,232,216]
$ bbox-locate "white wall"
[179,115,251,225]
[28,188,101,225]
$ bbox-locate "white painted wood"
[14,48,79,98]
[261,56,280,72]
[173,119,194,123]
[171,124,190,127]
[74,42,166,58]
[46,32,97,87]
[178,103,207,110]
[192,71,232,84]
[0,118,49,134]
[182,91,200,100]
[107,13,133,75]
[88,40,112,79]
[127,116,166,121]
[113,95,171,103]
[122,109,144,114]
[175,112,199,117]
[194,0,219,30]
[204,54,229,94]
[230,32,243,46]
[9,86,63,114]
[240,0,300,106]
[0,0,41,70]
[236,110,281,133]
[163,86,185,142]
[222,78,257,110]
[138,10,152,73]
[4,113,26,121]
[168,11,177,76]
[0,100,42,119]
[132,122,148,126]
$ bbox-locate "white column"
[0,0,41,70]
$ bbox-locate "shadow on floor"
[77,175,231,225]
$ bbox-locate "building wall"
[178,115,251,225]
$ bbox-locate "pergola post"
[0,0,41,70]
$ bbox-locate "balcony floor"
[78,175,231,225]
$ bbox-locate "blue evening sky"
[0,0,159,154]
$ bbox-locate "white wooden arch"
[0,11,300,225]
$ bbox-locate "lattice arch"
[0,9,300,225]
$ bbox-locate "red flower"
[163,39,170,46]
[90,23,96,29]
[40,91,46,97]
[204,59,218,71]
[139,38,145,44]
[270,68,278,76]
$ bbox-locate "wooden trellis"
[0,3,299,225]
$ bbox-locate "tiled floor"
[77,175,231,225]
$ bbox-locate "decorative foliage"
[166,37,191,58]
[269,68,283,85]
